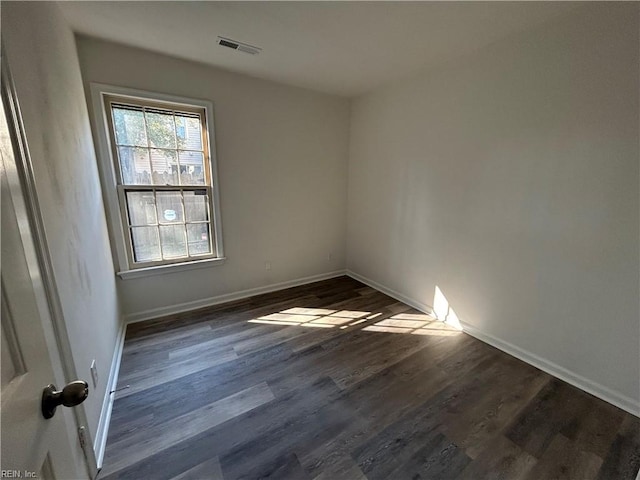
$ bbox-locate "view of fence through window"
[109,100,214,264]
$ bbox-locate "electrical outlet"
[265,261,271,271]
[90,360,98,388]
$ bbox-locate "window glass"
[131,226,161,262]
[113,108,147,147]
[146,111,176,149]
[106,94,219,268]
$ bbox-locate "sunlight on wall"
[433,285,463,331]
[446,307,462,331]
[433,286,449,321]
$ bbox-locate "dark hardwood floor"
[99,276,640,480]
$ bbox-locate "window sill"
[117,257,226,280]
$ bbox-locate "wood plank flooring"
[99,276,640,480]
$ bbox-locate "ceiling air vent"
[217,36,262,55]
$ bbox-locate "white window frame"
[90,84,225,279]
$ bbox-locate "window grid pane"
[186,223,211,256]
[145,110,177,149]
[112,104,207,187]
[124,188,213,262]
[112,107,148,147]
[131,226,162,263]
[156,191,185,225]
[126,191,157,225]
[117,146,152,185]
[159,224,187,259]
[150,149,178,185]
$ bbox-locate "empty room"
[1,1,638,479]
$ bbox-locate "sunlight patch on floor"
[349,318,368,326]
[391,313,435,321]
[281,307,337,316]
[363,325,413,334]
[333,310,371,319]
[410,327,459,337]
[259,313,320,323]
[311,316,353,325]
[247,301,461,336]
[249,319,299,326]
[362,312,462,336]
[375,318,430,329]
[249,308,372,329]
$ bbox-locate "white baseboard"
[346,269,640,418]
[346,270,435,315]
[124,270,347,324]
[459,321,640,417]
[93,320,127,469]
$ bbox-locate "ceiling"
[59,1,581,97]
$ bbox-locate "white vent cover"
[217,36,262,55]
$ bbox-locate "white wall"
[76,37,350,318]
[2,3,121,440]
[347,3,639,411]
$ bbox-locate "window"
[92,85,224,277]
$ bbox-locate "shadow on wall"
[247,285,463,337]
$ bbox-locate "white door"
[1,76,89,479]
